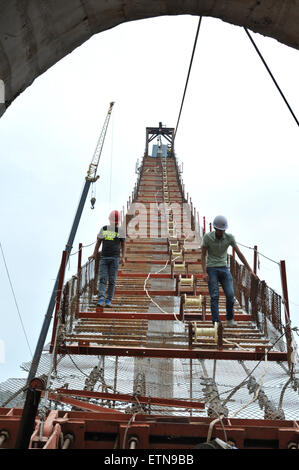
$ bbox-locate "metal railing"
[228,254,295,371]
[228,254,283,333]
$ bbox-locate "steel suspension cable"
[244,28,299,127]
[173,16,202,143]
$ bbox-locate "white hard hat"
[213,215,228,231]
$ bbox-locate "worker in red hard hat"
[201,215,257,327]
[89,210,126,308]
[109,210,119,224]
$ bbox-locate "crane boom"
[86,101,114,181]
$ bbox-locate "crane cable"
[244,28,299,128]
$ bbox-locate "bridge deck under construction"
[0,151,298,450]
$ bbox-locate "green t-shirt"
[201,231,237,267]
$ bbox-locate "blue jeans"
[98,256,120,301]
[206,266,234,323]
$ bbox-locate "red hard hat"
[109,210,120,223]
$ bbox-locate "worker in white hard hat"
[201,215,256,327]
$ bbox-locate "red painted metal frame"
[76,311,252,321]
[29,410,65,449]
[124,260,202,266]
[123,260,171,265]
[118,272,172,278]
[114,289,209,296]
[280,260,293,369]
[52,389,205,410]
[78,312,190,320]
[126,250,169,255]
[139,177,177,182]
[139,189,179,194]
[114,289,177,295]
[44,392,125,414]
[57,344,288,361]
[1,407,298,449]
[127,240,168,245]
[118,271,204,279]
[280,260,291,323]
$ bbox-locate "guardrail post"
[188,322,193,348]
[180,295,185,321]
[202,296,206,321]
[76,243,82,316]
[280,260,293,371]
[217,322,223,349]
[280,261,290,323]
[250,274,260,330]
[50,250,68,348]
[253,245,258,275]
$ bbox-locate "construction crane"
[15,102,115,448]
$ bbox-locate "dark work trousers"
[98,256,120,301]
[206,266,234,323]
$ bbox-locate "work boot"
[226,319,238,327]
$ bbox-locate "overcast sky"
[0,15,298,383]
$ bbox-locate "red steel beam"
[76,312,251,321]
[78,312,185,320]
[114,289,176,296]
[124,260,201,264]
[54,389,205,410]
[0,412,297,449]
[126,250,169,255]
[280,260,291,323]
[188,314,251,321]
[118,272,204,279]
[58,345,288,361]
[136,196,183,200]
[124,260,170,265]
[44,392,125,414]
[140,178,177,182]
[139,190,180,194]
[114,289,209,296]
[127,240,168,245]
[118,272,172,278]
